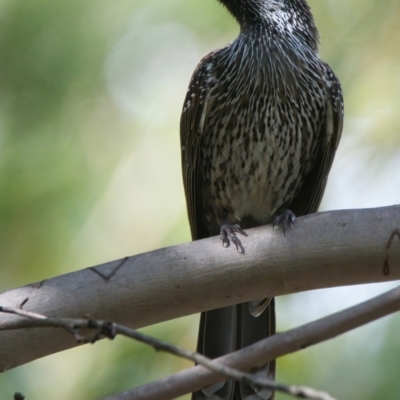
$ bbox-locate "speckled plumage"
[181,0,343,399]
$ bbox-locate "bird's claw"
[220,222,247,251]
[273,209,296,236]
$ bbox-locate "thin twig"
[105,285,400,400]
[0,306,335,400]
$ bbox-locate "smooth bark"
[0,205,399,371]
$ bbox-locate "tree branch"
[0,306,335,400]
[104,284,400,400]
[0,205,399,371]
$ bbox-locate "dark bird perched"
[180,0,343,399]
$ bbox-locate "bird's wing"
[180,53,215,240]
[291,63,344,216]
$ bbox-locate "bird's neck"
[219,0,320,53]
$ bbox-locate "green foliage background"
[1,0,400,399]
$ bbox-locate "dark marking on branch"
[19,298,29,309]
[29,280,46,289]
[90,257,128,281]
[383,229,400,276]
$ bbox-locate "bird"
[180,0,343,399]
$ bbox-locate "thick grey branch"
[0,306,335,400]
[106,285,400,400]
[0,205,400,371]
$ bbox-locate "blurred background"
[0,0,400,398]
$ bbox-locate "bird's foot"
[220,222,247,252]
[273,209,296,236]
